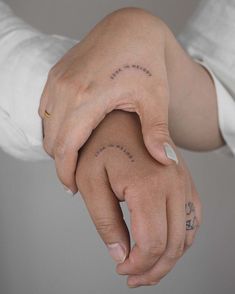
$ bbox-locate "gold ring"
[44,110,51,118]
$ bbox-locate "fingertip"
[54,154,79,196]
[62,184,78,196]
[116,262,129,275]
[116,267,127,276]
[127,276,142,288]
[107,242,127,264]
[146,140,177,166]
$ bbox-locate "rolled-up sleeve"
[198,61,235,157]
[0,1,77,161]
[177,0,235,157]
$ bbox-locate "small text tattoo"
[94,144,135,162]
[110,64,152,80]
[185,201,196,230]
[186,216,197,231]
[185,201,195,215]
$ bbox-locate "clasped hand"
[75,111,201,288]
[39,7,202,288]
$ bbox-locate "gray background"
[1,0,235,293]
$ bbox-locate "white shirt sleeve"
[177,0,235,157]
[0,1,78,161]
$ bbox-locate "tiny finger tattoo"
[186,216,197,231]
[185,202,196,230]
[185,201,195,215]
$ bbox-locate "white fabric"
[0,1,77,160]
[0,0,235,161]
[177,0,235,156]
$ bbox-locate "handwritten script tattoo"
[186,217,197,231]
[185,201,196,231]
[94,144,135,162]
[110,64,152,80]
[185,202,195,215]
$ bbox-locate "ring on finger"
[44,110,52,118]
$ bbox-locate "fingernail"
[107,243,126,263]
[63,185,74,195]
[163,143,179,164]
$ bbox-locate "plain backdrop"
[0,0,235,293]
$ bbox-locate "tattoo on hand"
[185,201,195,215]
[186,216,197,231]
[110,64,152,80]
[94,144,135,162]
[185,202,196,230]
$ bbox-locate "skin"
[39,7,224,195]
[39,7,174,195]
[75,110,202,288]
[38,7,224,286]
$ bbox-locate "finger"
[184,200,197,250]
[127,193,186,287]
[139,84,178,166]
[38,79,60,150]
[79,171,130,264]
[116,188,167,275]
[184,183,202,251]
[191,180,202,228]
[42,106,62,160]
[38,79,52,141]
[53,100,107,194]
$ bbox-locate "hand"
[38,7,178,194]
[75,110,202,288]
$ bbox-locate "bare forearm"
[164,23,224,151]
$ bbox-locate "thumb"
[80,176,130,264]
[139,98,178,166]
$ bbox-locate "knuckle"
[95,218,117,236]
[56,73,89,94]
[57,74,75,89]
[165,243,184,260]
[76,170,103,197]
[142,241,166,257]
[123,175,161,206]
